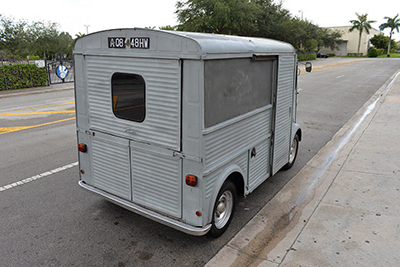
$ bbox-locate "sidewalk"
[0,83,73,99]
[206,69,400,267]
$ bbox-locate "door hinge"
[173,151,203,163]
[173,151,184,158]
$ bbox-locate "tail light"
[78,143,87,153]
[185,175,197,187]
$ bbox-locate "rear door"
[86,56,183,218]
[86,56,181,150]
[272,55,295,174]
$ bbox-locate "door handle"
[251,148,257,158]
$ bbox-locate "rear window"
[112,73,145,122]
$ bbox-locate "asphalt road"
[0,58,399,266]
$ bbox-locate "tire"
[208,181,237,238]
[282,134,299,170]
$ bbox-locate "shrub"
[368,48,379,58]
[376,49,385,55]
[297,53,317,61]
[376,48,397,55]
[0,64,48,90]
[27,56,41,60]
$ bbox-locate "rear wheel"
[282,134,299,170]
[208,181,237,238]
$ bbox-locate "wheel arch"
[292,123,302,142]
[206,165,246,223]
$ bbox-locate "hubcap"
[289,138,298,164]
[214,190,233,229]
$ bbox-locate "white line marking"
[0,162,78,192]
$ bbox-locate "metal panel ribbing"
[204,153,248,200]
[204,108,271,171]
[86,56,181,151]
[248,141,270,192]
[131,148,181,218]
[92,137,131,200]
[203,108,272,199]
[273,55,295,174]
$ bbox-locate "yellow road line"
[0,110,75,117]
[0,117,76,135]
[0,101,75,114]
[312,59,370,72]
[299,59,370,74]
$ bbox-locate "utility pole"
[298,11,304,50]
[84,25,90,34]
[299,10,303,21]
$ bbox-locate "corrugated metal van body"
[74,28,299,235]
[91,132,131,200]
[203,106,272,198]
[273,55,296,173]
[86,56,181,151]
[82,55,182,218]
[130,142,182,218]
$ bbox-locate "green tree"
[28,21,60,60]
[57,32,74,59]
[379,14,400,57]
[1,14,74,60]
[370,33,396,50]
[349,13,375,56]
[174,0,342,51]
[159,25,178,31]
[75,32,86,38]
[252,0,291,39]
[289,19,321,51]
[175,0,259,35]
[316,28,342,51]
[0,15,29,57]
[283,19,342,52]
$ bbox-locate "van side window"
[112,73,145,122]
[204,58,275,128]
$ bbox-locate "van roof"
[74,28,295,59]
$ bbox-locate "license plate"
[108,37,126,49]
[108,37,150,49]
[130,37,150,49]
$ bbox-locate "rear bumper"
[78,181,211,236]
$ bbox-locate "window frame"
[111,72,146,123]
[203,57,275,128]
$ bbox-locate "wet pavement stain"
[137,251,154,261]
[230,206,300,267]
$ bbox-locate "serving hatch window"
[112,73,145,122]
[204,58,275,128]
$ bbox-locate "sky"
[1,0,398,40]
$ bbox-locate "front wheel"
[208,181,237,238]
[282,134,299,170]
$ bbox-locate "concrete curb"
[205,68,400,267]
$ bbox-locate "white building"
[320,26,381,56]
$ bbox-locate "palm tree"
[379,14,400,57]
[349,13,376,56]
[75,32,86,39]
